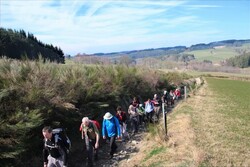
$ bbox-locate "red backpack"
[79,120,101,131]
[91,120,101,129]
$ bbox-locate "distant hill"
[188,39,250,51]
[0,28,65,63]
[89,39,250,61]
[94,46,187,58]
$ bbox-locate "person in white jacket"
[145,98,154,123]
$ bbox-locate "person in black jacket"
[42,126,68,167]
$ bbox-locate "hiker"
[169,90,175,106]
[138,104,146,126]
[152,94,161,119]
[79,119,101,131]
[81,117,100,167]
[116,106,128,141]
[128,104,139,135]
[102,112,121,159]
[131,96,140,109]
[42,126,69,167]
[144,98,154,123]
[161,90,168,104]
[174,88,181,100]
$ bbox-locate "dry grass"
[119,105,204,167]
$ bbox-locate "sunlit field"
[206,77,250,139]
[195,77,250,166]
[185,43,250,62]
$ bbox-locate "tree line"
[226,52,250,68]
[0,28,65,63]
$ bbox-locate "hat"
[139,104,143,107]
[103,112,113,120]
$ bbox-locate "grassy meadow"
[205,78,250,147]
[185,43,250,62]
[192,77,250,166]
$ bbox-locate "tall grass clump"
[0,58,189,166]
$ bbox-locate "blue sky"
[1,0,250,55]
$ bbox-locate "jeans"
[130,116,138,133]
[85,138,98,166]
[109,136,117,156]
[146,111,154,123]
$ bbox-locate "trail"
[69,104,179,167]
[68,79,202,167]
[72,77,249,167]
[117,79,205,167]
[70,125,147,167]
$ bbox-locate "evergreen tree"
[0,28,65,63]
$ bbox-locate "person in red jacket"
[174,88,181,100]
[116,106,128,141]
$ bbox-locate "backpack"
[79,120,101,131]
[91,120,101,129]
[52,128,71,152]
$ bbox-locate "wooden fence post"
[162,102,167,136]
[184,86,187,100]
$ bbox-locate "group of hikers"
[42,88,182,167]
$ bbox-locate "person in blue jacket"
[102,112,121,159]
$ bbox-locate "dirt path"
[117,82,207,166]
[92,100,196,167]
[96,128,147,167]
[69,122,148,167]
[77,78,249,167]
[70,81,204,167]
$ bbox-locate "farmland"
[195,77,250,166]
[185,43,250,62]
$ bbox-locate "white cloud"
[1,0,249,55]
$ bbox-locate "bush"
[0,58,189,166]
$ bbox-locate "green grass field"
[206,77,250,141]
[185,43,250,62]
